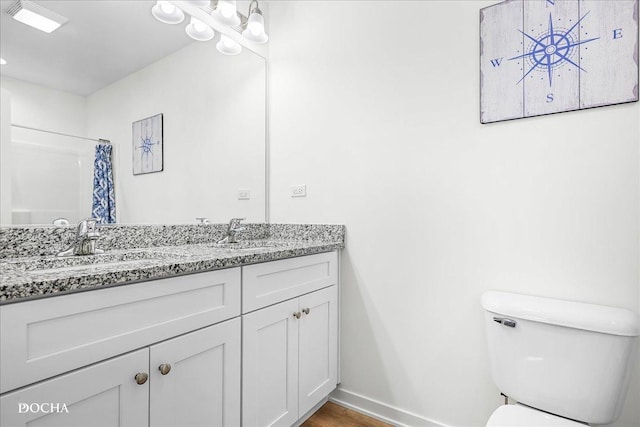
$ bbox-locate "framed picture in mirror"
[132,113,163,175]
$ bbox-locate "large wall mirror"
[0,0,266,226]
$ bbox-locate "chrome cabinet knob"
[134,372,148,385]
[158,363,172,375]
[302,308,310,315]
[293,311,301,319]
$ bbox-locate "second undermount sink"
[4,250,182,274]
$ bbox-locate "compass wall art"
[132,113,164,175]
[480,0,638,124]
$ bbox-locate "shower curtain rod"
[11,124,110,144]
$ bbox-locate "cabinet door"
[243,299,299,427]
[0,349,148,427]
[149,318,241,427]
[298,286,338,417]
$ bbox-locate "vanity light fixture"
[151,1,268,55]
[0,58,6,65]
[211,0,240,27]
[185,16,214,41]
[216,34,241,55]
[151,1,185,25]
[242,0,267,44]
[5,0,68,33]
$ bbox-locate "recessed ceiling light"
[6,0,68,34]
[0,58,6,65]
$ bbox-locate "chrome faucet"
[57,218,104,257]
[217,218,246,244]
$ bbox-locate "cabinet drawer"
[242,252,337,313]
[0,268,241,393]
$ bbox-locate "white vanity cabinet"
[242,252,339,427]
[0,250,339,427]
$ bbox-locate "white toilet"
[481,291,639,426]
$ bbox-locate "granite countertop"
[0,239,343,304]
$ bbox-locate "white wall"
[0,77,87,136]
[268,2,640,426]
[86,41,266,224]
[0,77,93,224]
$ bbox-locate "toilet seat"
[486,404,586,426]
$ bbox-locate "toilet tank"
[481,291,639,425]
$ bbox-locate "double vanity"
[0,223,344,427]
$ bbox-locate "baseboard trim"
[329,387,451,427]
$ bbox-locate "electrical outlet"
[290,184,306,197]
[238,189,251,200]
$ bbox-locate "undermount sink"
[4,250,180,274]
[209,241,281,250]
[34,259,159,274]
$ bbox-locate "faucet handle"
[229,217,246,231]
[79,217,100,225]
[76,218,100,238]
[52,217,70,227]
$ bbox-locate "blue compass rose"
[138,134,157,155]
[508,11,599,87]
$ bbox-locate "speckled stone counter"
[0,224,345,304]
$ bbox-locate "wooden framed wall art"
[480,0,639,123]
[132,113,163,175]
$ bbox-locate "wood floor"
[302,402,393,427]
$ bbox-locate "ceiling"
[0,0,197,96]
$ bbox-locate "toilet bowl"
[481,290,639,426]
[486,404,585,427]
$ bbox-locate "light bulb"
[186,16,214,41]
[152,1,185,24]
[218,0,235,18]
[247,15,263,35]
[0,58,6,65]
[211,0,239,26]
[194,20,205,31]
[242,8,267,44]
[159,1,175,14]
[216,34,241,55]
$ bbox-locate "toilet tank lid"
[481,291,639,337]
